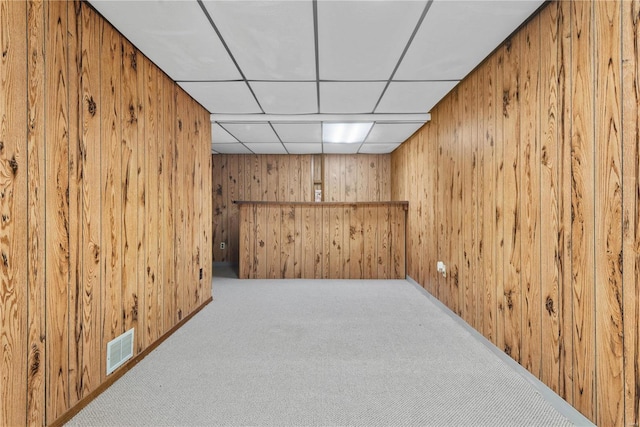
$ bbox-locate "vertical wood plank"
[321,206,330,278]
[78,3,102,401]
[163,77,175,332]
[329,206,342,279]
[212,155,224,262]
[301,205,313,278]
[349,205,364,279]
[294,204,302,278]
[227,155,239,264]
[281,204,295,278]
[495,48,506,353]
[462,78,474,325]
[156,69,166,330]
[481,57,497,343]
[301,155,312,202]
[377,206,390,279]
[26,0,46,423]
[425,123,438,295]
[379,155,391,200]
[502,35,521,362]
[266,155,278,201]
[594,1,624,425]
[267,204,280,278]
[472,74,482,332]
[342,204,350,275]
[520,17,542,377]
[391,205,405,279]
[344,155,357,202]
[255,204,267,279]
[1,0,28,424]
[145,57,159,346]
[363,205,377,279]
[100,19,123,383]
[622,1,640,425]
[557,0,574,404]
[67,0,82,408]
[174,90,185,322]
[571,1,596,417]
[451,88,462,316]
[46,1,70,418]
[357,155,368,202]
[539,1,562,395]
[238,204,250,278]
[120,38,139,355]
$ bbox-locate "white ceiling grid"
[89,0,545,155]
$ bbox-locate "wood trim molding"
[48,297,213,427]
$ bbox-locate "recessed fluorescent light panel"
[322,122,373,144]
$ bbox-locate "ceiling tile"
[272,123,322,143]
[359,143,401,154]
[202,1,316,80]
[323,143,360,154]
[178,82,261,114]
[222,123,280,143]
[318,1,428,80]
[376,81,458,113]
[245,143,288,154]
[395,0,544,80]
[251,82,317,114]
[366,122,424,144]
[284,143,323,154]
[212,123,238,143]
[212,143,252,154]
[320,82,386,114]
[90,0,240,81]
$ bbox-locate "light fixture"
[322,122,373,144]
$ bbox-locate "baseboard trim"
[405,275,594,427]
[48,296,213,427]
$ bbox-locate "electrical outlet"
[220,242,225,250]
[436,261,447,278]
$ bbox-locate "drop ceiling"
[88,0,544,155]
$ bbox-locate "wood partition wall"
[392,1,638,425]
[0,1,213,425]
[237,201,407,279]
[212,154,391,264]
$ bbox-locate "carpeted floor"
[67,269,590,426]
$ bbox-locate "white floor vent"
[106,328,134,375]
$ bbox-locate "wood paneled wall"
[391,1,638,425]
[0,2,212,425]
[238,202,406,279]
[212,154,390,264]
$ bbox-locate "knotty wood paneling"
[570,1,596,417]
[539,2,561,395]
[594,2,623,425]
[622,2,640,426]
[100,17,123,388]
[68,0,82,408]
[238,202,407,279]
[520,18,541,378]
[212,154,391,264]
[557,0,574,403]
[26,0,46,424]
[392,0,638,423]
[502,34,521,363]
[78,3,102,401]
[46,1,71,418]
[1,0,28,425]
[1,2,213,424]
[121,37,140,357]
